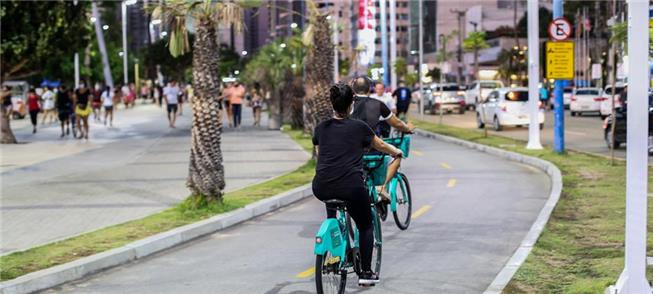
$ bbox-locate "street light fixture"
[151,19,162,25]
[118,51,124,57]
[241,50,248,56]
[280,43,287,49]
[234,70,240,75]
[290,22,298,29]
[90,16,97,23]
[102,25,109,30]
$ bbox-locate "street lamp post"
[612,1,652,293]
[418,0,424,120]
[526,0,542,150]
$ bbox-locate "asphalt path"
[411,106,653,165]
[48,134,550,294]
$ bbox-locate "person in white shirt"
[163,80,181,128]
[41,87,56,125]
[101,86,114,127]
[370,82,396,137]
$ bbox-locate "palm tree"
[152,0,245,201]
[463,31,490,81]
[303,2,334,135]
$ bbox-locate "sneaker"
[358,271,380,286]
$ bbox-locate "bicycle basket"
[383,135,411,158]
[363,155,388,186]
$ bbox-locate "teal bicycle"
[314,160,385,293]
[375,134,413,230]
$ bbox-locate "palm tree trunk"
[304,15,334,135]
[1,106,17,144]
[474,49,479,80]
[187,21,225,200]
[92,1,114,88]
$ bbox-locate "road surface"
[48,133,551,293]
[411,107,652,164]
[0,103,309,254]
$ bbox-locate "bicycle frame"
[387,174,408,212]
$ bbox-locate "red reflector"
[594,97,607,102]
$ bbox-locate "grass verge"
[0,127,315,281]
[413,120,653,293]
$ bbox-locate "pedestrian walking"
[91,84,103,122]
[177,83,185,116]
[74,82,92,139]
[163,80,181,128]
[222,83,234,127]
[101,86,114,127]
[27,88,41,134]
[40,87,56,125]
[370,82,396,138]
[250,86,263,127]
[56,85,73,138]
[391,81,412,120]
[231,82,245,128]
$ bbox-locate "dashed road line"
[440,162,452,169]
[447,179,457,188]
[412,205,432,220]
[296,267,315,278]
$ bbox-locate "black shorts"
[104,106,113,111]
[396,104,409,114]
[58,111,70,121]
[312,183,372,231]
[167,104,178,114]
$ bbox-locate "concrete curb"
[0,184,313,294]
[413,129,563,294]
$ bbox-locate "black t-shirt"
[392,87,412,108]
[312,118,375,190]
[351,95,392,133]
[76,89,90,107]
[56,92,72,112]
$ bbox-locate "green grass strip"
[0,127,315,281]
[413,120,653,293]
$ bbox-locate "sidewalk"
[0,103,309,254]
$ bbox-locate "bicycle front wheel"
[392,172,412,230]
[315,251,347,294]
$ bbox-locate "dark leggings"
[29,110,39,126]
[232,104,242,127]
[314,185,374,272]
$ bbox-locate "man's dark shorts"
[167,103,178,114]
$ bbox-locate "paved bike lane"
[47,134,550,293]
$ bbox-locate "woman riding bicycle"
[312,83,403,286]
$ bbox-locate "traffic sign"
[548,18,572,41]
[545,41,574,79]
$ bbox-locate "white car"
[476,87,545,131]
[569,87,602,116]
[599,83,626,119]
[466,80,504,110]
[563,87,573,108]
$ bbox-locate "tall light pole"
[526,0,542,150]
[612,1,651,293]
[418,0,424,120]
[122,0,137,85]
[389,0,397,89]
[552,0,565,153]
[380,0,389,86]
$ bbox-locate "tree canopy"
[0,1,91,82]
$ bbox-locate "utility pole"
[526,0,542,150]
[451,9,467,85]
[552,0,565,154]
[418,0,424,120]
[612,1,652,292]
[390,0,397,90]
[380,0,389,86]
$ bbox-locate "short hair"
[352,76,371,95]
[329,83,354,117]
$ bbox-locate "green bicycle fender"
[314,218,346,260]
[388,177,399,212]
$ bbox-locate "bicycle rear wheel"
[371,207,383,276]
[315,251,347,294]
[392,172,412,230]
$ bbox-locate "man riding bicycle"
[350,76,415,211]
[312,83,403,286]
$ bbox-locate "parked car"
[563,87,573,108]
[476,87,545,131]
[2,81,29,119]
[424,83,466,114]
[569,87,602,116]
[603,92,653,153]
[599,83,626,119]
[465,80,504,110]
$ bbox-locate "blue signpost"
[552,0,565,153]
[380,0,390,86]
